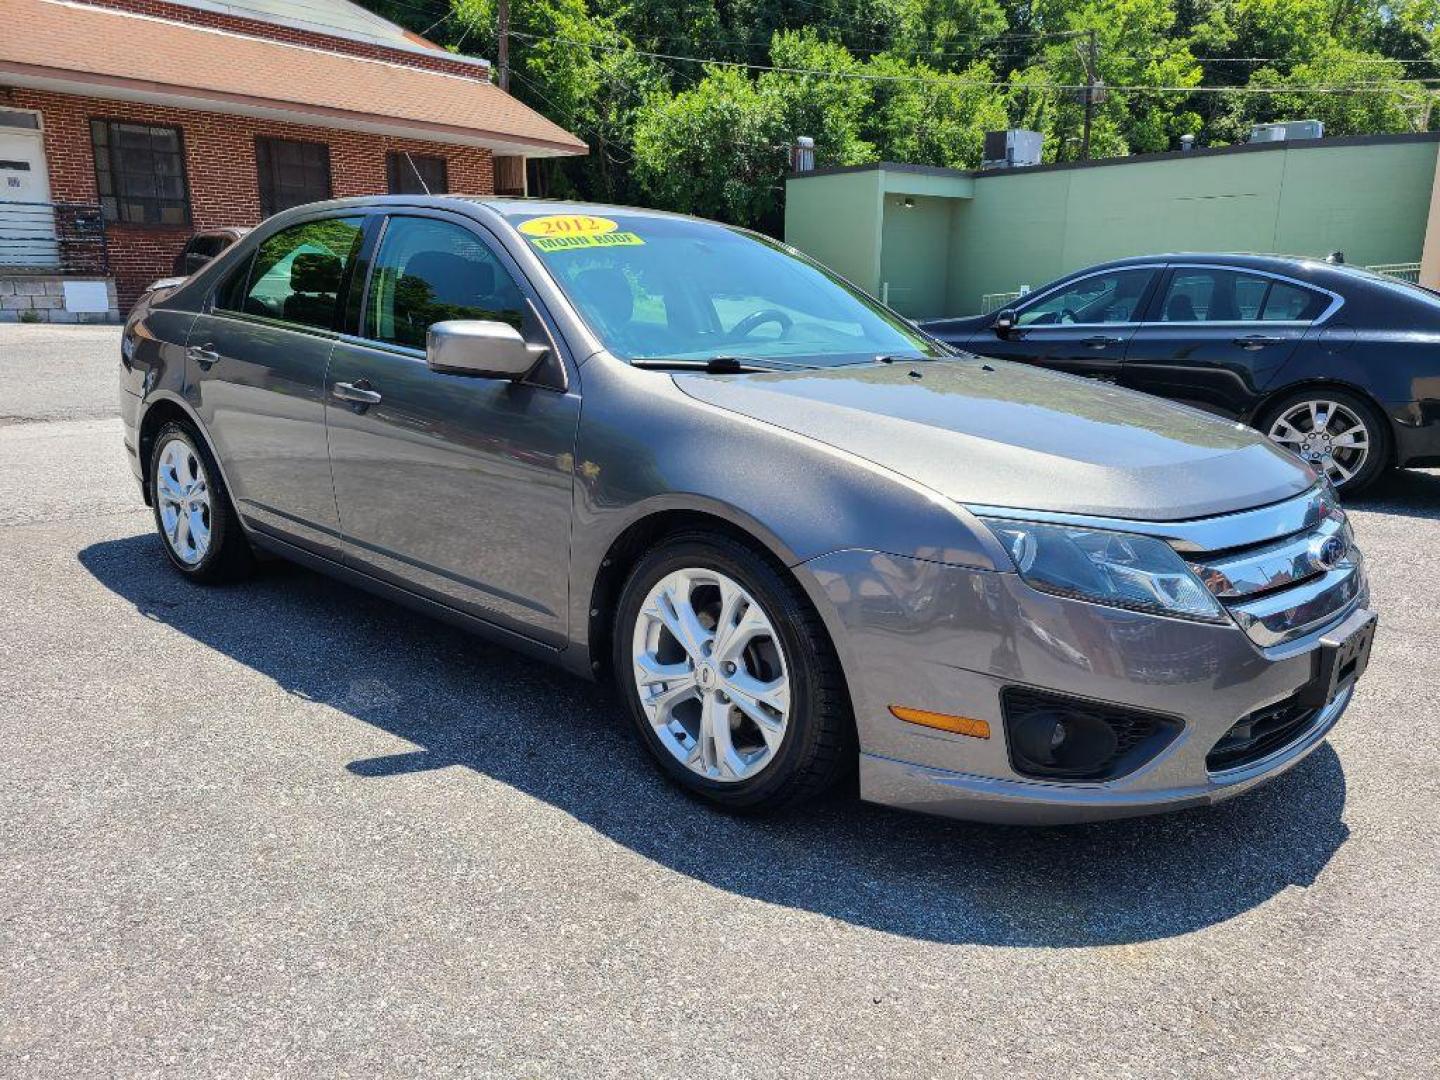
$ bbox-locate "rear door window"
[223,216,363,331]
[1260,281,1329,321]
[1160,268,1328,323]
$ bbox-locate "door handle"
[1082,335,1125,349]
[1232,335,1286,350]
[332,380,382,408]
[187,343,220,368]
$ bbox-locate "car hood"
[673,358,1313,521]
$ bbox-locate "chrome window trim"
[1010,321,1143,331]
[966,485,1329,554]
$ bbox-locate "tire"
[149,420,255,582]
[612,532,854,813]
[1256,386,1390,496]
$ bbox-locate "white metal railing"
[980,290,1024,314]
[1365,261,1421,283]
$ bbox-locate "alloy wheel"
[1267,399,1371,486]
[155,436,212,566]
[630,567,791,783]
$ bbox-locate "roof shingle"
[0,0,588,156]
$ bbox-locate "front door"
[0,111,57,268]
[1121,266,1319,417]
[972,267,1158,380]
[187,213,366,557]
[325,212,580,642]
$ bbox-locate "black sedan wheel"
[1259,388,1389,495]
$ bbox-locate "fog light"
[1001,687,1183,782]
[1009,709,1118,778]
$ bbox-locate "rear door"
[185,213,366,557]
[973,267,1158,380]
[1121,265,1329,417]
[324,211,580,642]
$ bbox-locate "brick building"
[0,0,586,319]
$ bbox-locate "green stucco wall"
[785,137,1440,318]
[782,169,882,294]
[879,193,953,317]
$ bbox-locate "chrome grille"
[1183,487,1365,647]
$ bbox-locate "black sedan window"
[1017,269,1155,326]
[1161,269,1328,323]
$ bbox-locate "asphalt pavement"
[1,323,1436,1078]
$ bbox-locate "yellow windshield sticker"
[528,232,645,253]
[518,214,618,238]
[518,214,644,252]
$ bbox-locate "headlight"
[979,518,1225,621]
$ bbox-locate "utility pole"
[497,0,510,90]
[1079,29,1098,161]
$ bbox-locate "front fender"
[563,357,1006,673]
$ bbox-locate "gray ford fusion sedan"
[119,196,1378,824]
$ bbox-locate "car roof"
[1069,252,1341,276]
[463,197,705,224]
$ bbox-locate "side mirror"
[183,251,210,275]
[426,320,540,380]
[993,308,1018,338]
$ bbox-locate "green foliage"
[359,0,1440,230]
[632,65,788,226]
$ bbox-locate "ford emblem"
[1309,534,1348,572]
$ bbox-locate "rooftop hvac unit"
[1249,120,1325,143]
[982,129,1044,170]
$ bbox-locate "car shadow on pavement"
[79,533,1350,949]
[1348,467,1440,519]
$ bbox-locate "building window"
[90,119,190,226]
[255,137,332,218]
[386,152,448,195]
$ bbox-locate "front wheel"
[612,533,853,813]
[1258,388,1390,495]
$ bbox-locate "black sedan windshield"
[512,211,942,366]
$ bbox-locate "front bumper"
[1387,400,1440,468]
[803,548,1370,825]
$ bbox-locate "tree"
[1244,46,1428,135]
[862,56,1009,167]
[353,0,1440,232]
[632,65,789,227]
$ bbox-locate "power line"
[508,32,1434,96]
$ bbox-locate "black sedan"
[922,253,1440,493]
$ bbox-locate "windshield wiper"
[630,355,816,374]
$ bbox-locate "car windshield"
[510,210,943,366]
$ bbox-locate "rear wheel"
[1258,388,1389,495]
[612,533,853,813]
[149,421,254,582]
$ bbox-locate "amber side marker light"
[889,705,991,739]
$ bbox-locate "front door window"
[1018,269,1156,326]
[365,217,527,349]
